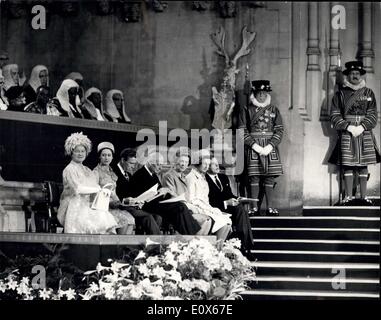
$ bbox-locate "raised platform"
[0,232,217,270]
[0,232,216,245]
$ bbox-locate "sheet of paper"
[134,183,159,202]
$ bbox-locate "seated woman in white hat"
[93,142,135,234]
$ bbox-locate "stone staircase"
[242,206,380,300]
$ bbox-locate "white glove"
[353,125,365,137]
[252,143,264,154]
[262,144,274,156]
[347,125,356,136]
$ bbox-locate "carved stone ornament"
[96,0,112,15]
[145,0,168,12]
[217,1,236,18]
[192,1,208,11]
[120,0,142,22]
[7,1,28,19]
[247,1,267,8]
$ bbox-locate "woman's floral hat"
[64,132,92,156]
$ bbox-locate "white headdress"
[56,79,80,114]
[64,132,92,156]
[28,65,49,93]
[2,64,19,90]
[84,87,105,120]
[104,89,131,123]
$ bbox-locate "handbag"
[91,183,114,212]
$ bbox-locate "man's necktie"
[215,176,223,191]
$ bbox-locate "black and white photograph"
[0,0,380,306]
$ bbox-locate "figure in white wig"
[0,69,8,110]
[65,72,85,106]
[57,132,118,234]
[47,79,83,118]
[104,89,131,123]
[2,64,20,91]
[82,87,105,121]
[23,65,49,105]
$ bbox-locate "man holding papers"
[162,151,212,235]
[114,148,162,235]
[127,151,201,235]
[206,157,254,255]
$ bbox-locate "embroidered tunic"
[329,86,380,166]
[238,102,284,176]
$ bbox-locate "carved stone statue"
[210,26,256,130]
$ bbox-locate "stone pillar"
[323,2,342,120]
[358,2,374,73]
[303,2,321,121]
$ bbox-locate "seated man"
[114,148,162,235]
[83,87,106,121]
[4,86,26,112]
[23,65,49,105]
[206,157,254,255]
[48,79,83,118]
[24,85,51,114]
[162,150,212,235]
[127,150,201,235]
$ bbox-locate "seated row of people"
[57,132,254,254]
[0,64,131,123]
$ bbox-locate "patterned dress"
[329,85,380,166]
[238,102,284,176]
[93,164,135,231]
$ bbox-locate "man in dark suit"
[114,148,162,235]
[206,157,254,254]
[126,151,201,235]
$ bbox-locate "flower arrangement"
[0,238,256,300]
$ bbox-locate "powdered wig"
[64,132,92,156]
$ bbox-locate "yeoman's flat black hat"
[343,60,366,75]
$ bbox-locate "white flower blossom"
[134,250,146,261]
[111,261,130,273]
[89,282,99,293]
[65,288,76,300]
[0,281,6,293]
[146,256,160,267]
[137,263,150,277]
[21,277,30,285]
[7,279,18,290]
[128,284,144,299]
[39,288,51,300]
[152,266,166,279]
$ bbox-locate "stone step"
[252,227,380,241]
[240,289,379,300]
[252,261,380,278]
[250,216,380,229]
[250,249,380,263]
[251,276,380,292]
[252,239,380,252]
[303,206,380,217]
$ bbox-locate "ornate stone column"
[322,2,342,120]
[302,2,321,121]
[358,2,374,73]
